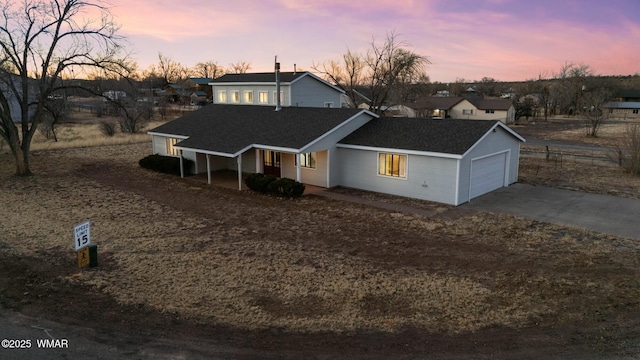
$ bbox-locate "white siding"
[152,135,168,155]
[336,148,459,204]
[212,84,291,106]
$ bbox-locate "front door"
[263,151,281,177]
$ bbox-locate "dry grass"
[1,142,639,336]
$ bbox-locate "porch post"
[237,155,242,190]
[206,154,211,185]
[296,153,301,183]
[255,149,260,173]
[179,150,184,178]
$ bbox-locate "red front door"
[263,151,281,177]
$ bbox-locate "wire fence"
[521,147,623,168]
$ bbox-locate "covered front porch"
[179,147,332,191]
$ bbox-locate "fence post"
[546,145,550,161]
[619,150,623,167]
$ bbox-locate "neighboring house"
[148,104,524,205]
[415,96,515,123]
[603,102,640,119]
[159,84,189,103]
[614,90,640,102]
[190,91,208,105]
[0,74,38,122]
[187,77,214,99]
[209,71,345,108]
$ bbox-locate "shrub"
[268,178,306,198]
[245,173,276,193]
[139,154,193,176]
[100,121,116,137]
[245,174,305,198]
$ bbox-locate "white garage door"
[470,152,507,199]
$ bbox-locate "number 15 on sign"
[74,221,91,251]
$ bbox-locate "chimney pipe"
[275,58,281,111]
[293,64,296,75]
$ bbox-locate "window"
[296,152,317,169]
[259,91,268,104]
[634,109,639,114]
[217,90,227,103]
[378,153,407,178]
[231,90,240,103]
[324,102,334,108]
[244,91,253,103]
[166,138,180,157]
[609,109,614,114]
[485,109,495,114]
[462,109,473,115]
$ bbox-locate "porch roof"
[149,104,367,156]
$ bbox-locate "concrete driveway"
[462,183,640,240]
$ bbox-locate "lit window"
[231,90,240,103]
[378,153,407,178]
[259,91,268,104]
[296,152,317,169]
[462,109,473,115]
[244,91,253,103]
[166,138,180,157]
[324,102,334,108]
[217,90,227,103]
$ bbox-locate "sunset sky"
[107,0,640,83]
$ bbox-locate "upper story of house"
[209,71,345,108]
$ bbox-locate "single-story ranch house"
[148,104,525,205]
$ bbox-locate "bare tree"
[582,87,611,137]
[157,52,189,84]
[192,61,225,79]
[618,124,640,175]
[0,0,130,176]
[228,61,251,74]
[313,32,429,114]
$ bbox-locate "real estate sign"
[74,221,91,251]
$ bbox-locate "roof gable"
[339,118,523,155]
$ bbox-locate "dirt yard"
[1,116,640,358]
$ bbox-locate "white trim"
[468,149,511,202]
[210,81,293,86]
[289,72,346,94]
[299,110,378,153]
[147,132,189,139]
[454,159,461,205]
[461,122,525,158]
[337,143,463,159]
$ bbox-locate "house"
[209,71,346,108]
[187,77,214,99]
[414,96,515,123]
[190,91,208,105]
[603,102,640,119]
[148,103,524,205]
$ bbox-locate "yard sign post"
[74,221,91,269]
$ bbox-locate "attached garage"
[337,118,524,206]
[469,152,508,200]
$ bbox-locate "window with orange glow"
[378,153,406,178]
